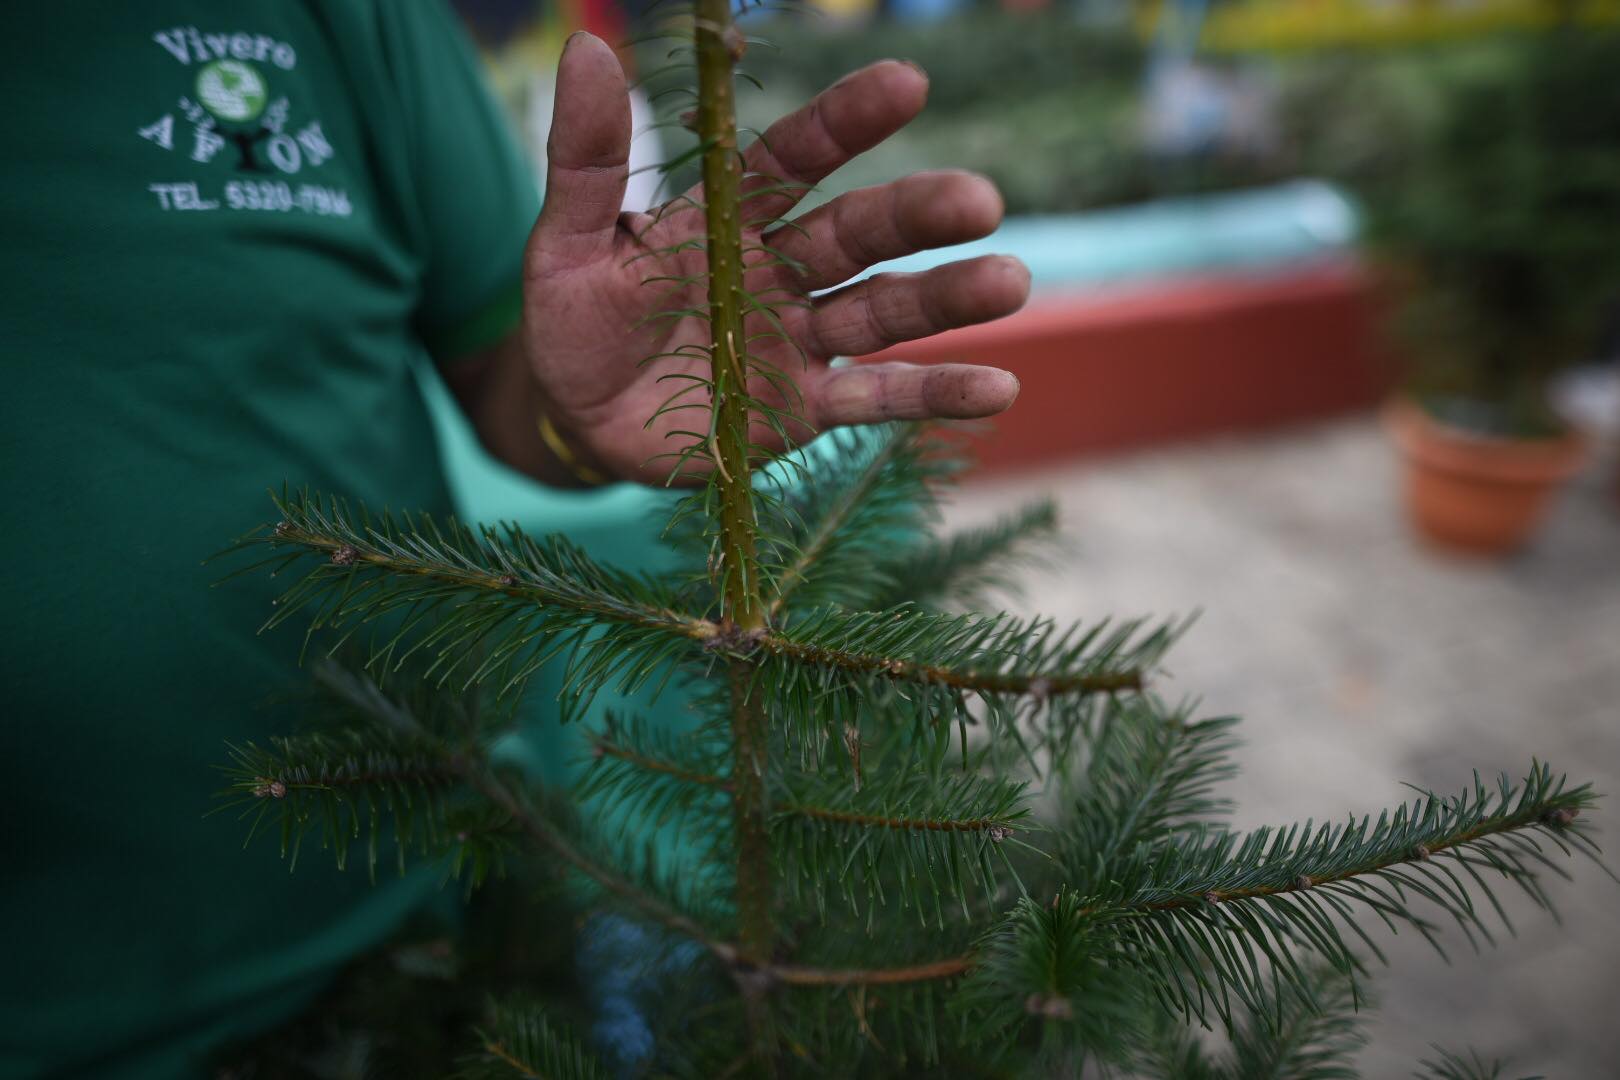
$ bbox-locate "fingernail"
[897,58,929,82]
[993,368,1021,402]
[564,30,586,51]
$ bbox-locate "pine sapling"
[217,5,1606,1076]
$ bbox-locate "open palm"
[522,34,1029,483]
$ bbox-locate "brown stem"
[753,798,1580,990]
[272,524,711,639]
[769,955,974,986]
[726,661,775,965]
[694,0,763,635]
[589,744,1017,835]
[694,4,777,1060]
[480,1037,541,1076]
[590,738,1016,835]
[756,634,1144,696]
[784,804,1015,835]
[260,763,462,796]
[464,766,735,964]
[592,736,732,790]
[1151,797,1586,911]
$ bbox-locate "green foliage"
[227,489,704,715]
[1133,965,1366,1080]
[741,14,1144,120]
[218,379,1605,1077]
[220,727,464,879]
[867,497,1058,613]
[1415,1045,1543,1080]
[773,763,1031,924]
[1060,700,1240,874]
[577,712,731,831]
[217,659,480,879]
[715,14,1236,216]
[1342,32,1620,431]
[952,889,1153,1069]
[453,998,609,1080]
[751,604,1176,755]
[1049,764,1598,1031]
[1224,968,1365,1080]
[761,423,954,614]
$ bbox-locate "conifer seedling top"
[218,5,1606,1075]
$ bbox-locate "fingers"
[807,362,1021,427]
[529,33,631,273]
[733,60,930,227]
[804,254,1031,358]
[765,171,1004,292]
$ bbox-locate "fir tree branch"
[768,428,910,617]
[256,490,707,638]
[757,628,1142,696]
[574,721,738,868]
[465,765,735,964]
[768,955,973,986]
[225,666,737,964]
[1080,763,1600,1027]
[590,731,732,791]
[1127,767,1592,914]
[228,491,718,712]
[1414,1045,1543,1080]
[589,732,1021,837]
[222,726,729,946]
[738,609,1174,759]
[1224,965,1366,1080]
[1062,704,1239,886]
[764,423,943,618]
[774,768,1029,923]
[950,890,1153,1066]
[219,730,466,879]
[453,997,611,1080]
[867,498,1059,612]
[781,804,1013,835]
[750,609,1166,713]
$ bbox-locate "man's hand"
[452,33,1028,486]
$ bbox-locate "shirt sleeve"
[376,2,541,362]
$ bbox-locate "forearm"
[441,331,605,489]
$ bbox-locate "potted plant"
[1365,32,1620,555]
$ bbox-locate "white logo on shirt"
[136,27,351,217]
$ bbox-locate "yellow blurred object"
[1139,0,1620,51]
[806,0,882,19]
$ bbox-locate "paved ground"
[943,414,1620,1078]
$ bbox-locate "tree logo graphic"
[195,60,267,124]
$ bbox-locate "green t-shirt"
[0,5,540,1076]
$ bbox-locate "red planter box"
[864,257,1395,474]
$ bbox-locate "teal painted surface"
[850,179,1359,294]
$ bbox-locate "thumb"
[531,33,631,270]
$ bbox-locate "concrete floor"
[943,416,1620,1078]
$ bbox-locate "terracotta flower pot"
[1385,398,1588,556]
